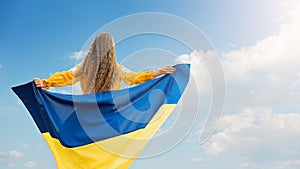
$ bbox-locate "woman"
[34,32,176,94]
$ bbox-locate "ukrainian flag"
[12,64,190,169]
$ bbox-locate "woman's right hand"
[33,78,46,88]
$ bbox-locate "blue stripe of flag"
[12,64,190,148]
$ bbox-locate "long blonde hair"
[74,33,120,94]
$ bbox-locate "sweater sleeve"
[42,62,83,90]
[119,65,154,86]
[42,70,76,90]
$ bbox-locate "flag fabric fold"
[12,64,190,169]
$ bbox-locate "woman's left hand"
[151,65,176,78]
[159,65,176,74]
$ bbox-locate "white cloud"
[21,144,29,148]
[276,159,300,169]
[9,150,23,158]
[175,50,226,144]
[236,162,262,169]
[0,151,7,157]
[220,4,300,107]
[222,5,300,84]
[23,161,38,168]
[204,107,300,162]
[69,50,87,60]
[0,150,41,168]
[191,157,203,163]
[223,2,300,74]
[173,5,300,124]
[144,2,300,169]
[227,43,237,49]
[8,162,16,167]
[276,0,300,23]
[175,50,217,94]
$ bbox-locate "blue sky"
[1,0,300,169]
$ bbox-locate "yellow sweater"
[42,65,154,91]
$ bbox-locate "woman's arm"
[33,63,82,89]
[150,65,176,78]
[120,65,176,86]
[33,70,76,89]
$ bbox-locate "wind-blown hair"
[74,33,120,94]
